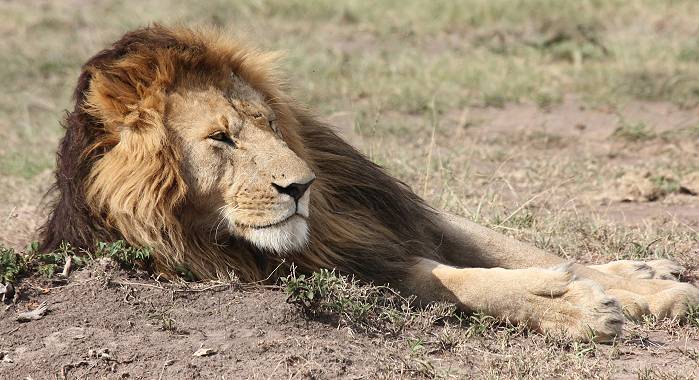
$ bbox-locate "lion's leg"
[404,258,624,342]
[434,212,566,269]
[433,212,699,321]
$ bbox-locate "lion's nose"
[272,177,315,202]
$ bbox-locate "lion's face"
[166,78,315,253]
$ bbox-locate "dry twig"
[16,301,49,322]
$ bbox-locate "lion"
[40,25,699,342]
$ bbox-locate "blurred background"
[1,0,698,267]
[2,2,699,378]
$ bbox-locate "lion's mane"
[40,25,440,284]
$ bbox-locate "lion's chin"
[238,214,309,254]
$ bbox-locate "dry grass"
[2,0,699,378]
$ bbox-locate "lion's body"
[41,25,699,341]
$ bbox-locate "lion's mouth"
[235,214,304,230]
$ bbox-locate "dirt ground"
[3,1,699,379]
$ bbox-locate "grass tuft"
[612,119,656,142]
[282,268,418,336]
[94,241,152,270]
[0,240,152,283]
[0,246,28,283]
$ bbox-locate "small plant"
[174,263,197,282]
[612,120,656,142]
[0,245,27,283]
[148,309,178,332]
[408,338,425,353]
[687,304,699,329]
[282,268,416,336]
[535,91,562,110]
[624,239,667,261]
[94,241,152,269]
[650,175,681,195]
[33,242,89,279]
[434,324,462,352]
[283,268,502,340]
[2,240,155,281]
[572,341,597,358]
[482,93,506,108]
[464,312,498,337]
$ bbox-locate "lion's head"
[169,80,316,252]
[96,71,316,254]
[41,25,438,282]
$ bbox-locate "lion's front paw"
[536,279,624,342]
[590,259,684,281]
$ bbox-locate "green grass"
[0,240,152,283]
[0,246,27,283]
[283,268,422,336]
[612,119,656,141]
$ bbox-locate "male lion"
[41,25,699,341]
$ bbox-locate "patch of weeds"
[419,302,460,327]
[660,125,699,141]
[534,90,563,110]
[534,22,609,63]
[174,263,197,282]
[527,130,566,149]
[2,241,87,282]
[618,70,699,109]
[148,309,178,332]
[434,324,462,352]
[399,355,447,379]
[687,305,699,329]
[31,242,94,279]
[650,175,681,195]
[282,268,416,336]
[637,367,693,380]
[544,332,600,358]
[640,314,659,330]
[0,245,28,283]
[612,119,655,142]
[464,312,498,337]
[94,241,152,270]
[408,338,425,353]
[678,41,699,62]
[492,208,536,231]
[624,240,665,261]
[2,240,153,282]
[482,93,506,108]
[571,341,597,358]
[35,241,79,278]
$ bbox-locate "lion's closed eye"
[208,131,236,147]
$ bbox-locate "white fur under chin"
[243,216,309,254]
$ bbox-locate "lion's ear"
[83,56,172,133]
